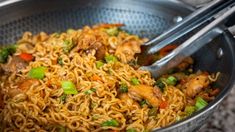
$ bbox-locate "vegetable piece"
[28,66,47,79]
[91,74,102,81]
[119,83,128,93]
[0,44,17,63]
[148,107,158,116]
[105,27,119,36]
[19,53,33,61]
[131,78,140,85]
[184,105,196,115]
[96,61,104,69]
[58,126,66,132]
[60,94,67,103]
[58,57,63,66]
[101,119,119,127]
[166,76,177,86]
[61,81,78,94]
[139,100,147,107]
[63,39,74,53]
[126,128,137,132]
[155,80,165,92]
[105,54,118,63]
[84,88,96,95]
[159,101,168,109]
[195,96,208,110]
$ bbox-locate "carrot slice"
[159,45,177,56]
[91,74,102,81]
[19,53,33,61]
[159,101,168,109]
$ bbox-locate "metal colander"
[0,0,235,132]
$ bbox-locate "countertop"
[181,0,235,132]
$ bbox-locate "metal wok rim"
[0,0,234,131]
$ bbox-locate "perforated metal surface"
[0,7,170,44]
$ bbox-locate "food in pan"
[0,24,220,131]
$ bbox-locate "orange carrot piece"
[19,53,34,61]
[159,101,168,109]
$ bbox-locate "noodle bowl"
[0,24,219,131]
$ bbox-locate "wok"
[0,0,235,131]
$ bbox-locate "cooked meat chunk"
[185,74,210,97]
[115,40,141,63]
[88,42,106,60]
[0,55,28,73]
[8,79,39,98]
[128,84,160,107]
[18,79,40,91]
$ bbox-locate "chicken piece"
[88,42,106,60]
[0,55,28,73]
[119,93,140,108]
[18,79,39,91]
[115,40,141,63]
[7,79,39,99]
[177,57,194,71]
[128,84,160,107]
[185,74,210,97]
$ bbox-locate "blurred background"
[181,0,235,132]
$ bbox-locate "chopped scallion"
[166,76,177,86]
[105,54,118,63]
[131,78,140,85]
[96,61,104,69]
[195,96,208,110]
[119,83,128,93]
[63,39,75,53]
[84,88,96,95]
[28,66,47,79]
[101,119,119,127]
[61,81,78,95]
[184,105,196,115]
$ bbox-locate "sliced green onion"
[28,66,47,79]
[101,119,119,127]
[126,128,137,132]
[131,78,140,85]
[105,54,118,63]
[58,57,63,66]
[148,107,158,116]
[195,96,208,110]
[0,44,17,63]
[155,80,165,92]
[119,83,128,93]
[184,105,196,115]
[61,81,78,95]
[105,27,119,36]
[140,100,147,107]
[96,61,104,69]
[84,88,96,95]
[63,39,74,53]
[166,76,177,86]
[60,94,67,103]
